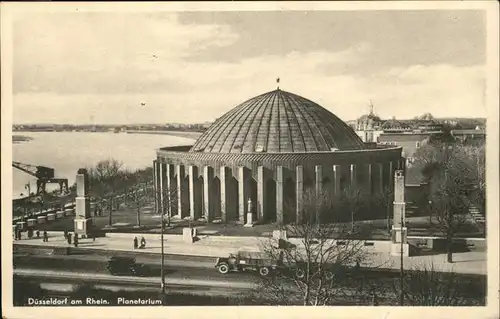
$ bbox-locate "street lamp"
[24,183,31,221]
[400,201,405,306]
[160,210,165,303]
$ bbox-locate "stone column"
[333,165,341,196]
[189,166,201,220]
[203,166,214,222]
[257,166,266,223]
[296,165,304,224]
[238,167,247,224]
[377,163,384,192]
[220,166,230,222]
[388,161,394,191]
[165,164,172,219]
[367,163,373,195]
[176,165,185,218]
[153,160,158,214]
[350,164,357,188]
[315,165,323,198]
[159,162,164,215]
[276,166,284,225]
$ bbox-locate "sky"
[12,10,487,124]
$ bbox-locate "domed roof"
[190,89,366,153]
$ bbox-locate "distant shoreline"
[125,130,202,140]
[12,130,203,140]
[12,135,33,143]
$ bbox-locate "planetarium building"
[154,89,404,225]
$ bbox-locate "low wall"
[407,236,486,251]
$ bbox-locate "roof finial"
[276,77,280,90]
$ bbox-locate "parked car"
[107,256,149,277]
[215,251,279,276]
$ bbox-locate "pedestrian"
[43,231,48,242]
[28,228,33,239]
[36,230,40,239]
[63,229,68,240]
[92,232,96,242]
[133,237,138,249]
[140,236,146,248]
[67,232,72,245]
[74,234,79,248]
[18,230,22,240]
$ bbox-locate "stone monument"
[244,197,254,227]
[391,170,409,256]
[74,168,93,237]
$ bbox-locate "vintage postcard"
[1,2,499,319]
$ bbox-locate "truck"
[215,251,280,277]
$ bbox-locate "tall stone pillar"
[296,166,304,224]
[176,165,186,218]
[391,170,409,256]
[203,166,214,222]
[74,168,92,236]
[238,167,247,224]
[276,166,284,225]
[189,166,201,220]
[257,166,266,223]
[220,166,230,222]
[350,164,357,188]
[333,165,341,196]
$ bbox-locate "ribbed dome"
[190,89,366,153]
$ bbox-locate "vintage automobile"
[107,256,149,277]
[215,251,279,276]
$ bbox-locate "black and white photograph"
[2,2,499,319]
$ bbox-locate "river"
[12,132,194,199]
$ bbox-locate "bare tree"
[415,144,477,263]
[391,261,484,306]
[160,184,178,227]
[373,186,394,233]
[87,159,124,226]
[340,186,365,232]
[127,182,150,227]
[255,191,373,306]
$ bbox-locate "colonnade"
[153,158,405,225]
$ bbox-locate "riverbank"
[12,135,33,143]
[125,130,202,140]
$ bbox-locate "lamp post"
[25,183,31,221]
[399,201,404,306]
[160,209,165,304]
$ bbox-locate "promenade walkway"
[13,231,486,275]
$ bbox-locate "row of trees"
[85,159,156,227]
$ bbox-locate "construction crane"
[12,161,69,195]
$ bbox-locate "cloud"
[11,12,486,124]
[13,57,486,124]
[13,12,239,94]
